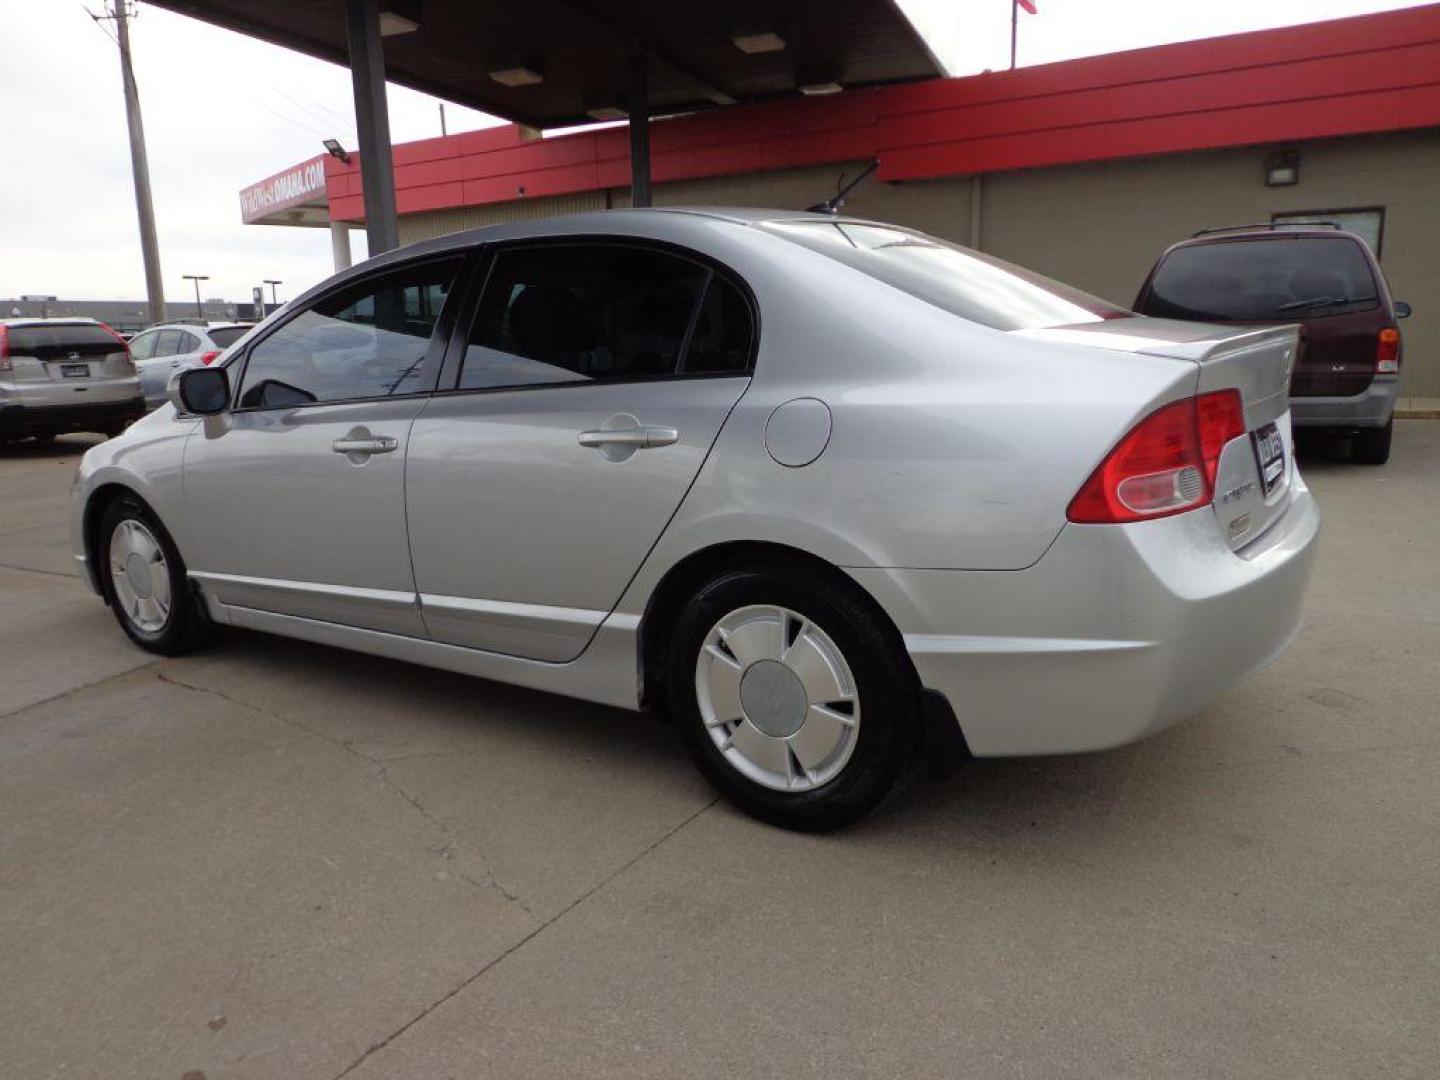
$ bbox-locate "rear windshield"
[760,220,1129,331]
[1142,237,1379,321]
[206,326,250,348]
[7,324,123,358]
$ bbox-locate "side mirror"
[169,366,230,415]
[1394,301,1412,319]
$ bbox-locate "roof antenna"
[807,158,879,214]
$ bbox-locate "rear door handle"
[577,425,679,449]
[332,435,399,455]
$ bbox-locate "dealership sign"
[240,156,328,223]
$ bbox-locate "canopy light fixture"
[584,98,628,122]
[1265,150,1300,187]
[378,0,420,36]
[322,138,351,163]
[732,18,786,54]
[797,65,843,95]
[489,54,544,87]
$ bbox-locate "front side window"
[237,259,460,409]
[1144,237,1379,321]
[760,221,1128,332]
[458,245,749,391]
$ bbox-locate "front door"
[405,241,756,662]
[184,256,464,636]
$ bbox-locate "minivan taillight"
[199,350,220,365]
[1067,390,1246,524]
[1377,327,1400,375]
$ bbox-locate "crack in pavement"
[153,668,535,917]
[329,791,722,1080]
[0,659,161,723]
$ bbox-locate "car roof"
[1,316,102,327]
[1175,226,1371,246]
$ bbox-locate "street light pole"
[264,279,283,306]
[183,274,208,320]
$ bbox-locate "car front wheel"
[668,564,918,831]
[98,495,210,655]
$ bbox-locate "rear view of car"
[1133,227,1407,463]
[0,319,144,442]
[128,322,254,410]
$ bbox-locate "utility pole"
[439,102,447,138]
[102,2,167,326]
[1010,0,1018,70]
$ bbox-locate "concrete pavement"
[1,427,1436,1079]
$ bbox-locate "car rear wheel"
[1353,418,1393,465]
[98,495,211,655]
[667,564,919,831]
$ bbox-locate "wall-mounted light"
[1265,150,1300,187]
[797,64,843,96]
[322,138,351,164]
[732,18,786,54]
[489,54,544,87]
[378,0,420,36]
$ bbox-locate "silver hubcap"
[109,519,171,634]
[695,605,860,792]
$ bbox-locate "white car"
[128,322,253,410]
[70,209,1320,830]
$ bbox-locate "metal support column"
[345,0,399,253]
[627,48,652,208]
[330,222,353,272]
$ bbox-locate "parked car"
[0,317,144,443]
[70,209,1319,830]
[1134,224,1410,464]
[128,322,254,410]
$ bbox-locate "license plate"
[1252,422,1286,496]
[60,363,90,378]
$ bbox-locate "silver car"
[128,322,254,410]
[70,209,1320,830]
[1,318,144,442]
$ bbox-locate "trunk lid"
[1015,317,1299,549]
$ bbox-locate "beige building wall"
[396,129,1439,396]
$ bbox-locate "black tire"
[667,562,919,832]
[97,494,211,655]
[1352,418,1393,465]
[30,432,57,445]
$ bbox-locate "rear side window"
[1142,238,1380,321]
[8,324,123,358]
[459,244,750,391]
[237,258,460,409]
[760,221,1128,331]
[206,326,249,348]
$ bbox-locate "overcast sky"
[0,0,1431,304]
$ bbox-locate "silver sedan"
[70,209,1320,830]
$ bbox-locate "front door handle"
[332,434,399,458]
[577,425,679,450]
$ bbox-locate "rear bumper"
[0,397,146,437]
[1290,379,1397,429]
[848,478,1321,756]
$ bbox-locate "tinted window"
[206,326,249,348]
[9,324,125,359]
[761,221,1127,331]
[459,245,719,390]
[238,259,459,409]
[683,275,753,374]
[1142,238,1380,321]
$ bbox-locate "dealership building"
[241,4,1440,400]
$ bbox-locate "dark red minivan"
[1134,225,1410,464]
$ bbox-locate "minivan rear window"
[761,221,1129,331]
[1142,237,1379,321]
[7,324,123,358]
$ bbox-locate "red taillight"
[0,325,10,372]
[199,350,221,365]
[1067,390,1246,524]
[1377,327,1400,375]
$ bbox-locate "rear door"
[5,322,135,406]
[184,256,465,636]
[405,241,755,661]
